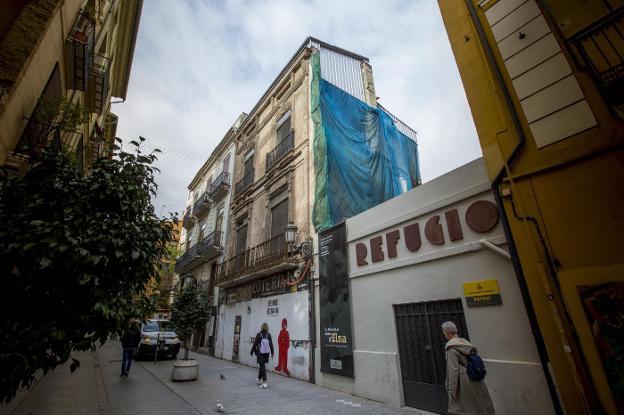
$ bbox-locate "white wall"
[215,289,311,381]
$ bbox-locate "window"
[235,215,248,254]
[276,111,291,143]
[222,154,230,173]
[187,229,194,247]
[271,198,289,237]
[244,150,254,177]
[236,224,248,254]
[215,207,224,234]
[199,219,207,240]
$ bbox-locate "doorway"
[394,299,469,413]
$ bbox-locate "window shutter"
[270,199,289,237]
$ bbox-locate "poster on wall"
[578,281,624,412]
[319,222,354,377]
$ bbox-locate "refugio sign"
[319,222,354,377]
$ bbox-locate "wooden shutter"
[236,224,248,254]
[270,199,289,237]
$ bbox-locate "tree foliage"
[0,139,173,403]
[170,280,212,360]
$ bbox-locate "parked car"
[135,319,181,360]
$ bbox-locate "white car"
[135,319,181,360]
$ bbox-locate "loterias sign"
[355,200,500,266]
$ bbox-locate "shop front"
[215,271,312,381]
[314,158,556,414]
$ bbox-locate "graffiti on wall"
[275,318,291,376]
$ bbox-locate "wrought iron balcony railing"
[174,231,223,274]
[15,120,82,155]
[67,11,95,91]
[90,53,111,114]
[216,232,288,285]
[235,169,254,197]
[182,210,195,229]
[569,7,624,101]
[266,132,294,171]
[192,191,211,218]
[208,171,231,200]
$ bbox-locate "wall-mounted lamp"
[285,222,298,245]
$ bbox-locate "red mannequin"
[274,318,290,376]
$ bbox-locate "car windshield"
[143,321,159,332]
[159,321,176,332]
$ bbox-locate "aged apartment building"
[438,1,624,414]
[0,0,142,171]
[176,114,246,355]
[210,37,420,382]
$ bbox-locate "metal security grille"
[394,299,469,413]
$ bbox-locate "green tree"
[170,280,212,360]
[0,139,173,403]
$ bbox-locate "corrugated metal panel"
[310,39,366,102]
[378,104,418,143]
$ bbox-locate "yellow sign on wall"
[463,279,502,307]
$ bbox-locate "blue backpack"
[465,350,486,381]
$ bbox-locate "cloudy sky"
[114,0,482,216]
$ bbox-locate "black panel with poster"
[319,222,354,377]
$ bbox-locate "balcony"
[175,231,223,274]
[208,171,231,200]
[216,232,298,286]
[266,132,294,172]
[193,192,211,218]
[14,120,82,156]
[182,210,195,229]
[67,12,95,91]
[235,169,254,197]
[89,54,111,114]
[569,6,624,107]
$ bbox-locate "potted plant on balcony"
[170,278,212,381]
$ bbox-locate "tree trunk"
[183,339,190,360]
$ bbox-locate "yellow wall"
[438,1,624,414]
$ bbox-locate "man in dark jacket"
[120,321,141,378]
[250,322,274,388]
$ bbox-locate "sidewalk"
[2,341,426,415]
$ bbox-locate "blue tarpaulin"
[311,52,421,231]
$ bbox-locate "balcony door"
[271,199,289,237]
[215,207,224,235]
[276,111,291,144]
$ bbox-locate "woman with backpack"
[251,322,274,388]
[442,321,495,415]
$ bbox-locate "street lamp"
[285,222,298,245]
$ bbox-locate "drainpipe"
[465,2,563,413]
[479,239,511,260]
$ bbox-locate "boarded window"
[271,199,289,237]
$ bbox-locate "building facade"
[438,1,624,414]
[0,0,142,171]
[315,158,554,414]
[212,37,420,382]
[176,114,245,355]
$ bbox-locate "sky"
[113,0,482,217]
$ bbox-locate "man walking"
[120,321,141,378]
[442,321,495,414]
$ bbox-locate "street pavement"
[1,341,427,415]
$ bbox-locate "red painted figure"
[274,318,290,376]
